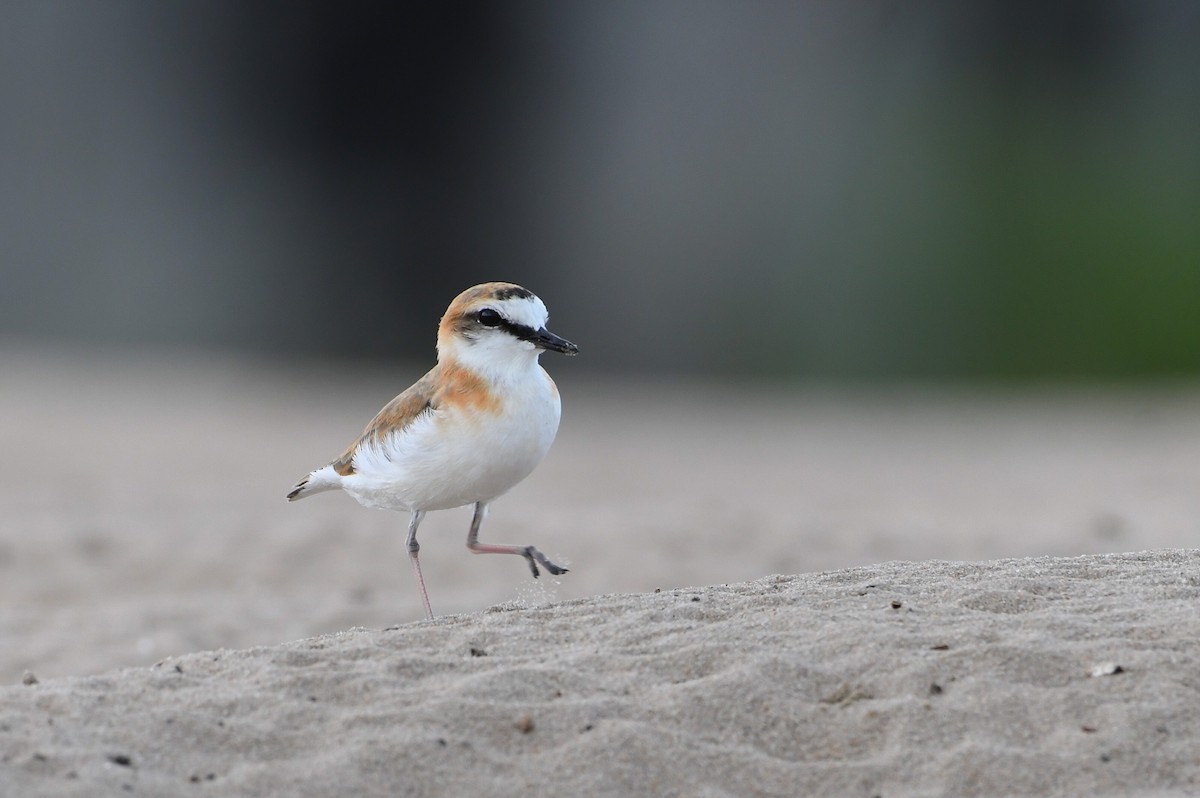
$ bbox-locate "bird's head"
[437,282,578,374]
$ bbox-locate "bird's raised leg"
[405,510,434,620]
[465,501,568,578]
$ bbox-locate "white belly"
[342,371,561,512]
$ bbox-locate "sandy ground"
[3,553,1198,796]
[2,345,1199,794]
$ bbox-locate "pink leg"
[465,502,568,578]
[405,510,434,620]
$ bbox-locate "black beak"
[524,327,579,355]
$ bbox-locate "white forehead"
[495,294,549,329]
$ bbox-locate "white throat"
[440,335,543,383]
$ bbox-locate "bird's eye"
[477,308,502,327]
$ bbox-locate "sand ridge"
[2,551,1197,797]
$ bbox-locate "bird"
[286,282,578,620]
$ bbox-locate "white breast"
[343,367,561,512]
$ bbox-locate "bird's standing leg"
[465,501,568,578]
[405,510,434,620]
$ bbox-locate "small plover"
[287,282,578,619]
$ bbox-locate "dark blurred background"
[2,1,1198,380]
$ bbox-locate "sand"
[2,346,1199,795]
[3,552,1198,796]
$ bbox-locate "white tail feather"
[286,464,343,501]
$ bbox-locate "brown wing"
[330,366,439,476]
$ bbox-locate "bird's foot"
[523,546,569,579]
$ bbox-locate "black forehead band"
[492,286,533,301]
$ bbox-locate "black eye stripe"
[498,319,538,340]
[473,308,538,340]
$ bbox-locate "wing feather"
[331,367,439,476]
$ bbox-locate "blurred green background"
[2,1,1197,380]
